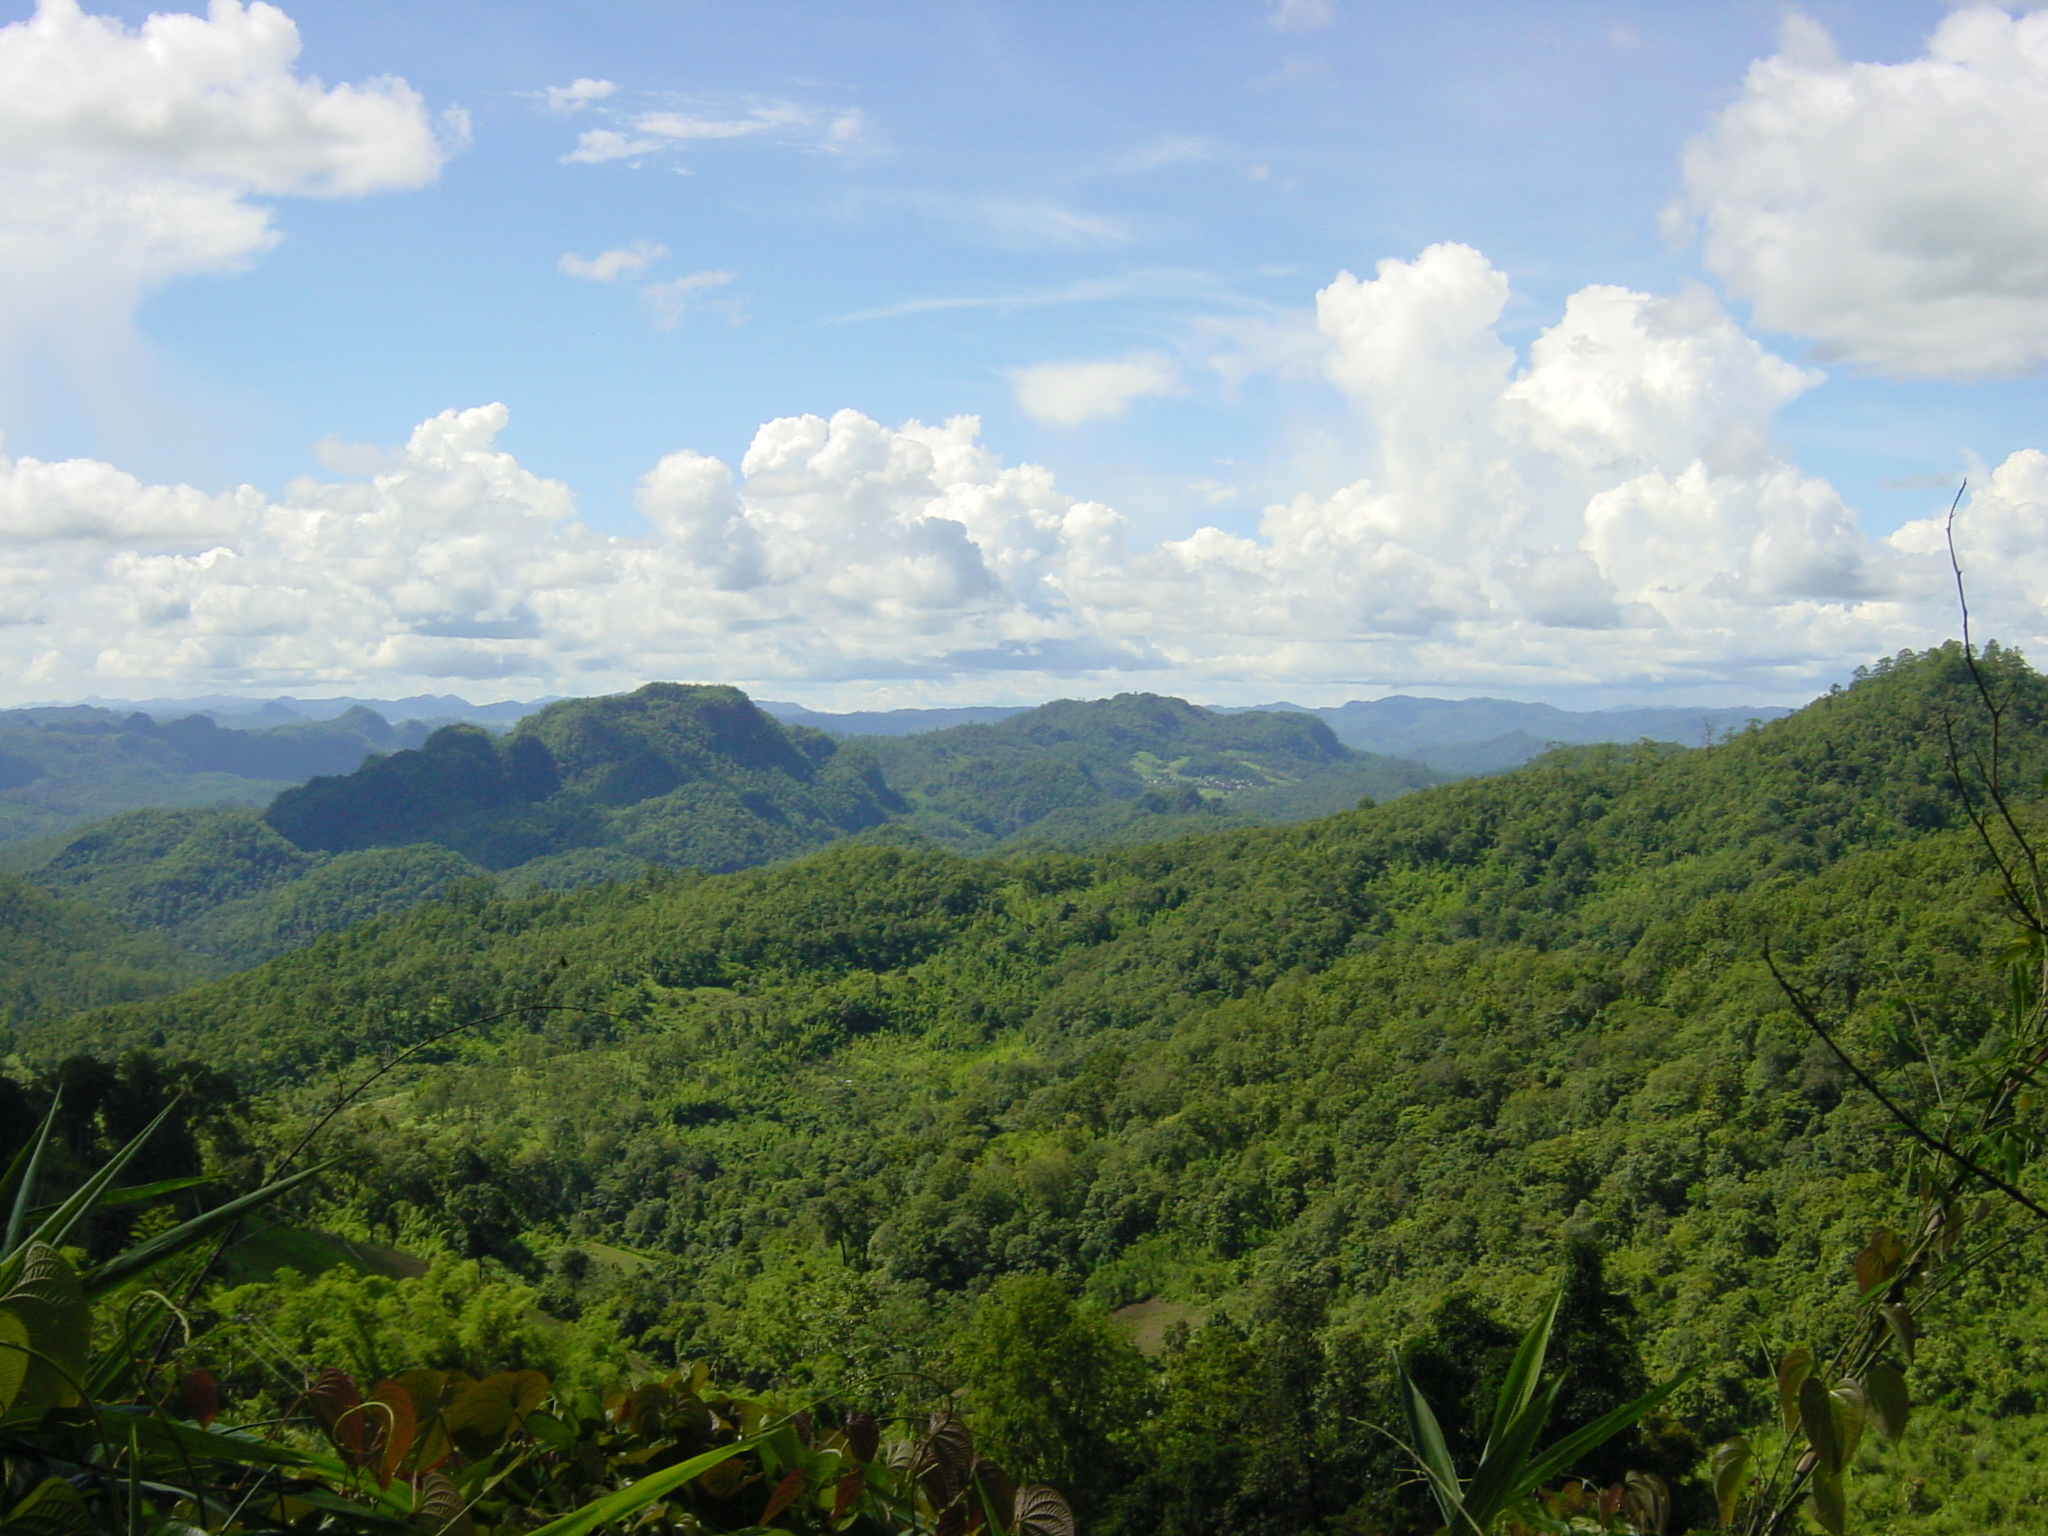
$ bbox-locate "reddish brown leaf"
[309,1369,369,1464]
[179,1368,218,1428]
[1013,1484,1075,1536]
[760,1468,806,1525]
[844,1410,879,1463]
[832,1468,867,1521]
[413,1471,474,1536]
[371,1380,418,1485]
[915,1413,974,1506]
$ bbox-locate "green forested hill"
[0,868,202,1021]
[0,808,485,1019]
[265,682,905,875]
[29,645,2048,1533]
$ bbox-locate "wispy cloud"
[558,240,668,282]
[831,278,1136,323]
[562,129,662,164]
[560,96,874,166]
[543,78,615,113]
[1102,134,1217,175]
[645,270,737,329]
[636,104,808,141]
[1011,351,1182,425]
[967,197,1131,250]
[1188,478,1242,504]
[830,271,1238,324]
[1266,0,1335,32]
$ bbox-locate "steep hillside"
[14,807,483,987]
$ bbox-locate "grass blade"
[1511,1367,1697,1502]
[526,1434,765,1536]
[1465,1379,1562,1527]
[83,1160,338,1297]
[1486,1286,1561,1455]
[0,1094,61,1259]
[1400,1365,1470,1531]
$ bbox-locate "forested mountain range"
[1228,696,1794,774]
[763,694,1790,774]
[0,687,1438,1019]
[13,644,2048,1532]
[0,703,436,849]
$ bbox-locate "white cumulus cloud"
[1680,7,2048,378]
[0,0,451,345]
[1011,353,1182,426]
[0,246,2036,704]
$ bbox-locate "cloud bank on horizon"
[1,2,2046,707]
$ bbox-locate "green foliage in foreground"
[21,643,2048,1531]
[0,1101,1080,1536]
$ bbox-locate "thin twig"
[1765,949,2048,1226]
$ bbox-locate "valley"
[5,646,2047,1531]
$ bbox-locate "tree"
[951,1274,1151,1519]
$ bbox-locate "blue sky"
[4,0,2047,707]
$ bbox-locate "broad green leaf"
[1853,1228,1904,1296]
[1778,1347,1815,1432]
[1831,1380,1869,1466]
[0,1476,89,1536]
[0,1308,26,1417]
[1711,1437,1753,1528]
[1867,1361,1911,1443]
[444,1368,549,1456]
[1799,1375,1840,1477]
[525,1434,765,1536]
[3,1244,87,1417]
[1879,1304,1919,1362]
[1810,1460,1848,1536]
